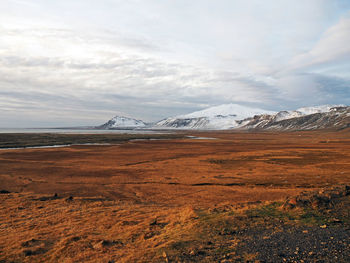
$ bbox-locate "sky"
[0,0,350,127]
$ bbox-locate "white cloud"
[0,1,349,127]
[289,15,350,71]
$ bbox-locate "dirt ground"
[0,130,350,262]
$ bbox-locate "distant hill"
[97,116,146,129]
[154,104,275,129]
[237,106,350,131]
[98,104,349,131]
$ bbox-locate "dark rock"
[21,238,40,248]
[330,218,342,224]
[24,249,33,256]
[101,240,113,247]
[149,218,158,226]
[284,185,350,209]
[94,240,120,249]
[70,236,81,242]
[37,194,60,201]
[23,247,46,256]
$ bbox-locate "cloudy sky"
[1,0,350,127]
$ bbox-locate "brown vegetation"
[0,130,350,262]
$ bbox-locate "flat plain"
[1,130,350,262]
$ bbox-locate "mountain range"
[98,116,146,129]
[97,104,350,131]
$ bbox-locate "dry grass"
[1,130,350,262]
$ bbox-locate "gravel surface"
[237,225,350,262]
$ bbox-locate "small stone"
[101,240,113,247]
[23,249,33,256]
[93,240,113,249]
[331,218,342,224]
[149,218,157,226]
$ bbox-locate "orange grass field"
[1,130,350,262]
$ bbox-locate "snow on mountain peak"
[296,105,345,115]
[275,104,345,122]
[156,104,275,129]
[179,104,275,119]
[101,116,146,129]
[100,104,348,130]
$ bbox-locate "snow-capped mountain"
[155,104,275,129]
[237,106,350,131]
[98,104,349,131]
[179,104,276,119]
[98,116,146,129]
[273,105,345,122]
